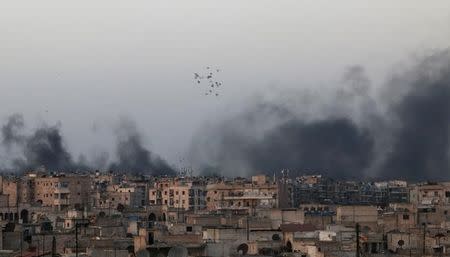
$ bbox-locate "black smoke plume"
[189,103,375,178]
[17,125,77,171]
[1,113,25,148]
[1,116,84,171]
[380,52,450,180]
[109,118,175,175]
[0,115,175,175]
[189,50,450,180]
[246,118,374,178]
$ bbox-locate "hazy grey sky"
[1,1,449,166]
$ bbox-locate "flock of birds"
[193,66,223,97]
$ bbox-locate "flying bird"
[193,66,223,97]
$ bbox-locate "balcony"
[54,187,70,194]
[54,199,70,205]
[224,193,274,200]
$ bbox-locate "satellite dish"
[237,243,249,255]
[136,250,150,257]
[168,246,188,257]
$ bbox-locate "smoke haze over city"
[1,1,450,181]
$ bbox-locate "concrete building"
[34,174,91,211]
[149,177,206,211]
[336,206,378,231]
[206,175,280,212]
[409,182,450,206]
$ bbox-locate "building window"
[403,214,409,220]
[186,226,193,232]
[182,191,185,195]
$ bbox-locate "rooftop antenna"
[281,169,289,180]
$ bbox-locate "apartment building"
[35,174,91,211]
[95,184,148,209]
[336,205,378,230]
[205,175,279,212]
[149,177,207,211]
[0,174,35,207]
[409,182,450,206]
[294,177,408,206]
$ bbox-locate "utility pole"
[408,227,411,257]
[75,218,89,257]
[42,234,45,256]
[356,223,360,257]
[52,236,56,257]
[246,215,249,241]
[422,223,426,255]
[75,222,79,257]
[36,238,40,257]
[20,229,23,257]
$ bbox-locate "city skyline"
[1,1,450,180]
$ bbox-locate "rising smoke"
[17,125,78,171]
[189,50,450,181]
[1,116,85,171]
[1,51,449,180]
[108,118,175,175]
[0,115,175,175]
[380,52,450,180]
[1,113,25,149]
